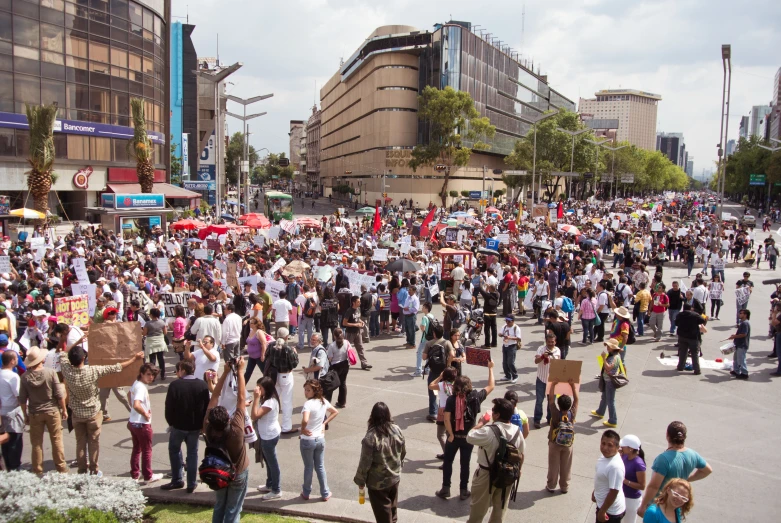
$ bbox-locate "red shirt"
[651,292,669,314]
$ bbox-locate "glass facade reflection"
[420,23,575,156]
[0,0,166,164]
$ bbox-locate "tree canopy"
[225,132,260,185]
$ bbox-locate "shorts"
[380,310,390,322]
[391,312,400,321]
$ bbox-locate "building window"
[0,128,14,156]
[67,134,89,160]
[112,137,129,162]
[14,74,40,109]
[41,78,65,106]
[13,15,39,48]
[15,129,30,157]
[90,136,111,160]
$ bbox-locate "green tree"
[130,98,154,193]
[713,136,773,203]
[24,103,58,218]
[169,136,182,185]
[408,86,496,207]
[225,132,259,185]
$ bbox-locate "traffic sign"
[583,172,594,179]
[621,173,635,184]
[749,173,766,186]
[469,191,482,199]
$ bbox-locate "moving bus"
[264,191,293,223]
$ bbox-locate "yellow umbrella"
[10,208,45,220]
[631,212,640,218]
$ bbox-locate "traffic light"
[344,170,352,174]
[435,164,447,172]
[383,193,387,198]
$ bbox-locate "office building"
[319,22,575,204]
[578,89,661,150]
[726,139,736,157]
[738,116,749,139]
[288,120,304,170]
[305,105,320,195]
[196,57,228,205]
[686,157,693,178]
[751,105,771,138]
[0,0,194,220]
[170,21,198,190]
[656,132,686,167]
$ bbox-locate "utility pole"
[481,165,486,214]
[717,44,731,220]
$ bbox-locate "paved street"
[18,200,781,523]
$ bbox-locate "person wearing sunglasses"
[642,478,694,523]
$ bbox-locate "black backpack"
[303,296,317,318]
[424,315,439,341]
[199,443,235,491]
[626,321,637,345]
[484,425,523,504]
[423,343,446,376]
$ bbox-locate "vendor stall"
[438,248,473,283]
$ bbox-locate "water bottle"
[358,486,365,505]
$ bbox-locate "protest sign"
[651,221,663,232]
[0,255,9,274]
[227,262,239,289]
[90,322,143,388]
[400,243,411,254]
[253,235,265,247]
[146,241,157,253]
[427,283,439,299]
[156,257,171,276]
[269,257,286,274]
[29,237,45,247]
[206,239,221,251]
[72,258,89,284]
[71,283,97,316]
[267,227,281,240]
[218,235,227,245]
[215,260,227,274]
[33,247,45,263]
[193,249,208,260]
[317,265,334,282]
[400,235,412,244]
[259,278,286,301]
[445,228,458,243]
[546,359,582,394]
[611,219,620,230]
[165,241,178,254]
[54,295,90,328]
[486,238,500,251]
[373,249,389,262]
[735,286,751,303]
[677,228,689,237]
[417,241,426,251]
[722,212,732,221]
[497,233,510,244]
[466,346,491,367]
[157,291,195,319]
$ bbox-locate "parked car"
[741,215,756,227]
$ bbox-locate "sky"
[178,0,781,179]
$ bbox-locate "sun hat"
[619,434,641,450]
[24,346,46,367]
[604,338,622,351]
[613,306,631,319]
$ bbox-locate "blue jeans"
[297,316,315,349]
[668,309,680,334]
[261,436,281,493]
[244,357,263,384]
[581,318,595,343]
[369,311,380,337]
[415,338,426,375]
[596,380,617,424]
[213,468,249,523]
[686,258,694,276]
[300,436,329,498]
[636,315,645,336]
[776,333,781,372]
[169,428,200,489]
[534,378,550,424]
[427,371,438,416]
[732,347,748,376]
[404,314,416,346]
[502,345,518,380]
[736,301,749,322]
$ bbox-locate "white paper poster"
[70,283,97,316]
[72,258,89,284]
[722,212,732,221]
[400,236,412,244]
[676,228,689,237]
[735,286,751,303]
[373,249,389,261]
[309,238,323,251]
[165,241,178,254]
[193,249,208,260]
[651,221,663,232]
[611,219,620,230]
[29,237,45,247]
[497,234,510,244]
[0,256,9,274]
[317,265,334,282]
[146,241,157,253]
[267,227,281,241]
[33,247,45,262]
[259,278,286,302]
[270,257,287,274]
[156,257,171,276]
[253,235,265,247]
[399,243,411,254]
[417,241,426,251]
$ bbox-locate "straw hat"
[604,339,622,352]
[24,346,46,367]
[613,306,631,320]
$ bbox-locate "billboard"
[120,215,162,239]
[103,194,165,209]
[198,131,216,181]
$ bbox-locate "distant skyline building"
[726,139,736,156]
[751,105,772,138]
[739,116,750,139]
[656,132,686,168]
[769,67,781,142]
[686,157,694,178]
[288,120,305,171]
[305,106,322,195]
[578,89,661,150]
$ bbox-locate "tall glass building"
[0,0,187,221]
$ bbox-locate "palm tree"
[24,103,58,217]
[130,98,155,193]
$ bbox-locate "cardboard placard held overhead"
[651,221,663,232]
[72,258,90,284]
[227,262,239,289]
[465,346,492,367]
[546,359,582,395]
[90,322,143,388]
[156,257,171,276]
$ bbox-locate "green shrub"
[14,507,120,523]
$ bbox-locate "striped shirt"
[59,353,121,420]
[535,345,560,383]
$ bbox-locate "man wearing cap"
[59,345,144,475]
[499,315,522,384]
[533,332,561,429]
[18,346,68,474]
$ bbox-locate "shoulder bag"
[610,357,629,388]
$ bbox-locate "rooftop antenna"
[216,33,219,68]
[186,4,189,24]
[521,2,526,55]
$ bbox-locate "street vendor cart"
[438,248,474,293]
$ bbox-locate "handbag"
[319,369,341,393]
[594,314,602,327]
[346,342,358,366]
[610,358,629,388]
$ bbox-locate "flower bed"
[0,471,145,523]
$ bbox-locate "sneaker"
[460,489,471,500]
[497,377,510,382]
[322,492,332,501]
[260,492,282,501]
[161,481,185,491]
[257,486,272,493]
[146,473,164,483]
[729,371,737,376]
[186,486,195,494]
[103,416,112,422]
[510,378,518,384]
[602,421,618,428]
[410,372,422,377]
[590,410,604,418]
[736,374,749,380]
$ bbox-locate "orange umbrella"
[245,216,271,229]
[239,213,264,221]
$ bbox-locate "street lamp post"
[585,139,609,199]
[759,143,781,209]
[225,92,273,213]
[524,110,560,214]
[717,44,731,220]
[601,145,628,199]
[557,127,588,198]
[195,63,242,217]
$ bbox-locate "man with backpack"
[465,398,524,522]
[413,302,436,378]
[546,379,579,494]
[422,322,451,422]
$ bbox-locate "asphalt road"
[18,200,781,523]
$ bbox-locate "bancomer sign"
[0,112,164,144]
[102,193,165,209]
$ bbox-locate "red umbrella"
[485,206,500,213]
[239,213,264,221]
[244,216,271,229]
[170,219,206,231]
[295,217,322,229]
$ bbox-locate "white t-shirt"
[594,453,626,516]
[301,398,332,439]
[501,324,522,347]
[66,326,88,353]
[272,300,293,322]
[0,368,20,415]
[535,345,560,383]
[597,291,610,313]
[128,380,151,424]
[193,348,220,381]
[256,398,281,440]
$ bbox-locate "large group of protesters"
[2,188,780,523]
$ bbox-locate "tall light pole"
[225,92,273,212]
[195,63,242,217]
[717,44,731,220]
[601,144,628,199]
[525,110,560,213]
[557,127,588,198]
[759,143,781,209]
[585,138,609,199]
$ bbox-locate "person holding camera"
[533,332,561,429]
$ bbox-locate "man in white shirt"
[189,304,222,343]
[296,285,318,350]
[220,303,242,361]
[499,315,522,384]
[0,350,23,470]
[533,333,560,429]
[272,291,293,333]
[592,430,626,523]
[183,336,220,381]
[451,262,465,293]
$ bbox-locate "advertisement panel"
[114,194,165,209]
[0,195,9,215]
[184,181,216,191]
[54,295,90,328]
[198,131,216,181]
[0,111,164,143]
[181,133,189,176]
[120,215,162,239]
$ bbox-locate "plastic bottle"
[359,486,365,505]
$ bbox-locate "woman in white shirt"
[251,376,282,500]
[127,363,163,484]
[707,274,724,320]
[299,379,339,501]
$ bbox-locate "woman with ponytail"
[620,434,647,523]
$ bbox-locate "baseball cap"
[619,434,641,450]
[0,333,8,345]
[103,307,118,320]
[504,315,515,322]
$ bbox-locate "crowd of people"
[0,189,775,523]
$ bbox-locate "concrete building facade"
[318,22,575,205]
[751,105,771,138]
[305,106,321,195]
[656,132,686,168]
[578,89,661,151]
[288,120,304,170]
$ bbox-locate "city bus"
[264,191,293,223]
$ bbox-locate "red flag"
[372,205,381,235]
[508,219,517,232]
[419,206,437,237]
[557,201,564,219]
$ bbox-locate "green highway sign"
[749,173,766,186]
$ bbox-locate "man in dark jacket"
[674,300,707,375]
[161,359,210,492]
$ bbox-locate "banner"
[54,295,90,328]
[486,238,500,251]
[71,283,98,317]
[259,278,286,302]
[90,322,143,388]
[157,291,196,319]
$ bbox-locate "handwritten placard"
[156,257,171,276]
[373,249,389,262]
[0,256,9,274]
[72,258,89,284]
[546,359,582,394]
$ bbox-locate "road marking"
[349,382,428,398]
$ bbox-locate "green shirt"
[259,291,273,319]
[353,424,407,490]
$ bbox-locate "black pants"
[502,290,513,316]
[442,436,474,490]
[484,315,497,347]
[676,336,701,373]
[244,356,264,384]
[324,360,349,406]
[149,351,165,378]
[368,482,399,523]
[596,509,625,522]
[710,299,722,318]
[1,431,23,470]
[594,313,609,341]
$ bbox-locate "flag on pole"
[419,206,437,237]
[372,206,381,235]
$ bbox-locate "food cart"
[438,248,474,293]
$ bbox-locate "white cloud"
[177,0,781,177]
